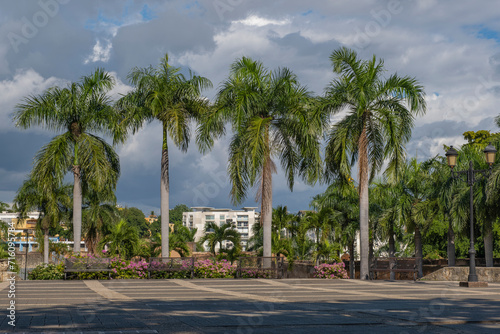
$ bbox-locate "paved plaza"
[0,278,499,333]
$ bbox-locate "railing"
[236,257,285,279]
[370,257,420,280]
[148,257,195,279]
[64,257,113,279]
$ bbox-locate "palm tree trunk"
[262,154,273,268]
[447,215,455,266]
[161,127,170,258]
[349,240,355,279]
[389,222,395,280]
[44,229,49,264]
[484,219,493,267]
[415,225,423,278]
[358,124,369,280]
[73,165,82,254]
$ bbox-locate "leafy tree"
[200,222,241,255]
[312,179,359,278]
[198,57,321,262]
[82,187,119,254]
[14,178,71,263]
[170,204,190,224]
[322,47,426,279]
[120,207,148,237]
[99,219,139,260]
[13,69,122,254]
[118,54,211,257]
[0,202,10,212]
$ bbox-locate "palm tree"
[451,143,500,267]
[200,222,241,255]
[0,202,10,212]
[322,47,426,279]
[198,57,322,263]
[303,208,338,254]
[272,205,294,240]
[312,179,359,278]
[13,177,71,263]
[13,69,121,254]
[99,219,139,260]
[82,187,119,255]
[118,54,212,257]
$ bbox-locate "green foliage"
[200,221,241,255]
[170,204,190,224]
[99,219,139,260]
[463,130,500,147]
[120,207,148,238]
[29,263,65,280]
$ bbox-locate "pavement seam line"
[83,280,133,300]
[173,280,284,303]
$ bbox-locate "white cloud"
[235,15,290,27]
[0,69,66,132]
[84,39,113,64]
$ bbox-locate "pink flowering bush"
[149,259,193,279]
[194,259,236,278]
[314,262,349,279]
[110,258,148,279]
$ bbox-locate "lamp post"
[445,143,497,285]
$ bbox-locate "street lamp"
[445,143,497,286]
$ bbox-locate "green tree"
[452,142,500,267]
[170,204,190,224]
[322,47,426,279]
[200,222,241,255]
[312,179,359,278]
[120,207,148,237]
[118,54,211,257]
[272,205,294,240]
[198,57,321,263]
[14,178,71,263]
[13,69,121,254]
[82,187,119,255]
[99,219,139,260]
[0,202,10,212]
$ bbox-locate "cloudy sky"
[1,0,500,215]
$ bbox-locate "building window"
[205,215,215,220]
[219,215,225,220]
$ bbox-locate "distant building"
[182,207,260,251]
[145,212,158,224]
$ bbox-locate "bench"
[148,257,195,279]
[64,257,113,280]
[370,257,419,280]
[236,257,285,279]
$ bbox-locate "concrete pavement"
[0,278,499,333]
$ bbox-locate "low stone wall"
[423,267,500,282]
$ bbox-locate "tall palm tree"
[198,57,322,262]
[200,222,241,255]
[14,69,121,254]
[322,47,426,279]
[118,54,212,257]
[14,177,71,263]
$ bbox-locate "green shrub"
[29,263,64,280]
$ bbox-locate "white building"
[182,207,260,251]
